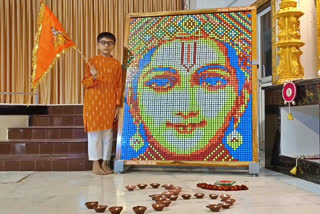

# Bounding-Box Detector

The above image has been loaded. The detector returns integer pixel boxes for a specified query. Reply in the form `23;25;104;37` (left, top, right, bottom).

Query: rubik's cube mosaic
120;10;254;162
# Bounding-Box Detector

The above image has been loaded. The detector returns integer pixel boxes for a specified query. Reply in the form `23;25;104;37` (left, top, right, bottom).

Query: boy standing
82;32;123;175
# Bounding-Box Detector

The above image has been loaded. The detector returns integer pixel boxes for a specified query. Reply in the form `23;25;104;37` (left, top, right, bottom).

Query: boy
82;32;123;175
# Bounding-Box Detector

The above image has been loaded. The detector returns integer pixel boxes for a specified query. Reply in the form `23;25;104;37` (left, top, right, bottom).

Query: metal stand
249;162;260;176
114;160;125;173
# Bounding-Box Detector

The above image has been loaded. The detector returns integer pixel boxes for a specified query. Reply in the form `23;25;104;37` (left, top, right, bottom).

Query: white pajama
87;129;113;161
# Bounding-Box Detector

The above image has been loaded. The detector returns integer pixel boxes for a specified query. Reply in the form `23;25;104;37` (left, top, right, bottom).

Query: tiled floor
1;168;320;214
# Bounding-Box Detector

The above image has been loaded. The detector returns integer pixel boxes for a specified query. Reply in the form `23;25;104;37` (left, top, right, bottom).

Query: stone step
0;154;91;171
47;105;83;115
0;139;88;155
0;105;48;115
0;105;83;115
0;105;92;171
29;114;83;126
8;126;87;140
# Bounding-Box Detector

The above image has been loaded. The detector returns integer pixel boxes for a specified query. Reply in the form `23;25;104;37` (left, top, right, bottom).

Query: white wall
0;116;28;140
299;0;318;79
189;0;256;9
280;105;320;157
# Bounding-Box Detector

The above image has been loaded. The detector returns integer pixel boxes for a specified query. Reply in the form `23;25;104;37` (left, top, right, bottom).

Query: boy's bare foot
92;167;106;175
102;160;113;174
92;160;106;175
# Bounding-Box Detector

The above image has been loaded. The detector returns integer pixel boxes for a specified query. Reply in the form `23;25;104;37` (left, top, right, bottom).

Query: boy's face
97;37;115;56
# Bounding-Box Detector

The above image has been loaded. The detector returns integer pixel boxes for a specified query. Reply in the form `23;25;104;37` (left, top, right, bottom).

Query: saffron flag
32;0;75;89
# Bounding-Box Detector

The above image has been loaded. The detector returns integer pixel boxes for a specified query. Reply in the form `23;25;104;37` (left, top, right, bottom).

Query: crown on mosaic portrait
162;31;203;41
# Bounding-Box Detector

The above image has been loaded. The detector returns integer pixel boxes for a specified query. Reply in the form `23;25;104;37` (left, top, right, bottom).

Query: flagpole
73;46;94;69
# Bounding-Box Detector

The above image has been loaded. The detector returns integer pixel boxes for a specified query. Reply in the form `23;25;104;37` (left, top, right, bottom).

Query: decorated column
274;0;304;84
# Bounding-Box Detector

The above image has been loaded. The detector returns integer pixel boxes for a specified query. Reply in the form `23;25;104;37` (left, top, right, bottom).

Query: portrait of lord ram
120;9;255;162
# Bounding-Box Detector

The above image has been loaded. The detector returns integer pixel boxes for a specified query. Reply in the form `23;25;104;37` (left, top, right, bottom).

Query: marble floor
1;168;320;214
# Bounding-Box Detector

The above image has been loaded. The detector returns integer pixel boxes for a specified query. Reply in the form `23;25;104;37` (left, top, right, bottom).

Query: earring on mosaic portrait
130;123;144;152
226;120;243;151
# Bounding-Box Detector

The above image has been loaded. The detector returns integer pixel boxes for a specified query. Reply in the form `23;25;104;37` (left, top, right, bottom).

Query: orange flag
32;0;75;89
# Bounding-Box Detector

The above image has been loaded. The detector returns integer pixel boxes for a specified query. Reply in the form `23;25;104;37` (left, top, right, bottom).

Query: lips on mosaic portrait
166;120;207;134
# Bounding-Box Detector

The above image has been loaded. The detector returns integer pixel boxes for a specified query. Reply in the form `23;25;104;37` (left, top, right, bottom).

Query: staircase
0;105;92;171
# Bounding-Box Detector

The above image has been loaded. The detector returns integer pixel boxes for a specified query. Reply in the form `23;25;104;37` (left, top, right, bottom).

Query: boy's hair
97;32;116;43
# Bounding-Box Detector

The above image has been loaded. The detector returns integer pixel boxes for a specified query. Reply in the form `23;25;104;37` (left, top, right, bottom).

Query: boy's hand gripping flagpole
74;47;94;70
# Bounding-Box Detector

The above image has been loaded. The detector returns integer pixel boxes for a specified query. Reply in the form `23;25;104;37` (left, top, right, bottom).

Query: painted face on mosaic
136;38;240;155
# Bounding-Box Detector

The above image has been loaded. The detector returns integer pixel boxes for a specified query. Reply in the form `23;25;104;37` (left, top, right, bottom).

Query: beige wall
0;116;28;140
300;0;318;79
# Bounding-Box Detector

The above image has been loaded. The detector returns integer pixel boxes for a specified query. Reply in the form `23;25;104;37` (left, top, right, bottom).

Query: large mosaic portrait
118;7;257;164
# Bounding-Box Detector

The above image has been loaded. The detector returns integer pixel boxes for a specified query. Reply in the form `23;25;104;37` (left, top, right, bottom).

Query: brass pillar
274;0;304;84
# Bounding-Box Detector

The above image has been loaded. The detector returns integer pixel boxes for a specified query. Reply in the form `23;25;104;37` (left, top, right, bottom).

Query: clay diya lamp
209;194;219;199
206;204;222;212
155;196;167;202
181;194;191;200
173;186;182;190
125;185;136;191
162;184;174;190
108;206;123;214
152;203;166;211
170;189;181;195
160;199;171;207
194;193;205;199
85;201;99;209
94;205;108;213
137;184;148;189
132;206;147;214
150;183;161;188
221;202;231;209
149;194;162;201
223;198;236;205
220;194;231;200
168;195;178;201
162;191;173;198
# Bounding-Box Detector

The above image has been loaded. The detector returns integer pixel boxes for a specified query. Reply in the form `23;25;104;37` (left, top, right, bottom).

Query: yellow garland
33;46;74;90
31;1;45;90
